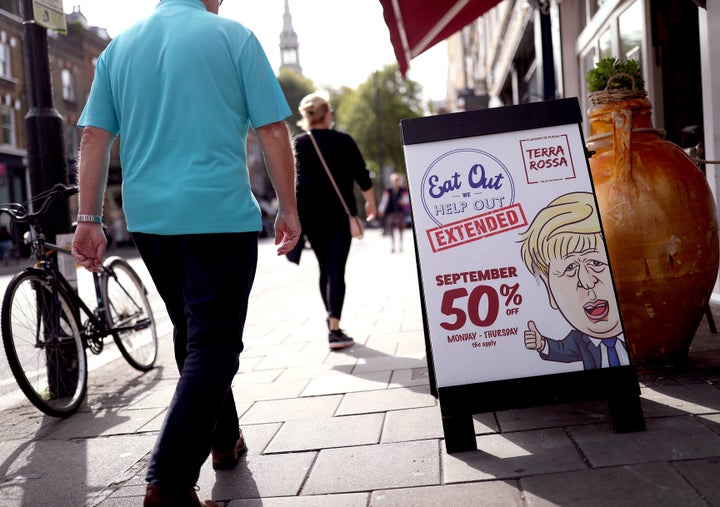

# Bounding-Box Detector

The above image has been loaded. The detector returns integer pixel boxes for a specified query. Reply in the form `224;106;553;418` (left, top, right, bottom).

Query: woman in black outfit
294;92;377;350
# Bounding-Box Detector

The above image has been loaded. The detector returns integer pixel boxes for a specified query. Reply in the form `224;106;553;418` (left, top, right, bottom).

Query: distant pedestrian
293;92;377;350
71;1;300;506
378;172;410;252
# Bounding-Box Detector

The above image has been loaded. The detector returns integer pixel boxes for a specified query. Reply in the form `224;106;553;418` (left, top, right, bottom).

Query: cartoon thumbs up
524;320;544;350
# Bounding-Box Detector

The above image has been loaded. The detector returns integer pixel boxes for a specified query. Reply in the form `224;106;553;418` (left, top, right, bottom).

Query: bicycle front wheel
102;257;158;371
1;269;87;418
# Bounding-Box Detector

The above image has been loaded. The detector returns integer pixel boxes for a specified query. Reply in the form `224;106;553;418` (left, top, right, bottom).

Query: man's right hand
72;223;107;272
274;210;301;256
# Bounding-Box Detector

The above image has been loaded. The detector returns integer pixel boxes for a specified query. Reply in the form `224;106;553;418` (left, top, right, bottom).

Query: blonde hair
297;92;331;131
518;192;603;279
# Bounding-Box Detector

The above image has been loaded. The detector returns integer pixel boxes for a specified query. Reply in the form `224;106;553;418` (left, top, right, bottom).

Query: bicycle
0;183;158;418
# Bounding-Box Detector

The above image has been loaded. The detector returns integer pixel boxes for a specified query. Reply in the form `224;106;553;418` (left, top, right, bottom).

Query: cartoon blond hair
519;192;603;280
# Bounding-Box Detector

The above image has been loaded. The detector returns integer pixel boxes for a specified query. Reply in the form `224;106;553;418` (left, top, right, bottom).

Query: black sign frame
401;98;645;454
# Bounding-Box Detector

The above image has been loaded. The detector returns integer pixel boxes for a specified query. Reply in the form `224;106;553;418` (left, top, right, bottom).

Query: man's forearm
255;121;297;212
77;126;114;216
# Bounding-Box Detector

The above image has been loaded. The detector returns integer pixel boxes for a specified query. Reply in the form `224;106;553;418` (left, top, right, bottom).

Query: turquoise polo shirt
78;0;291;235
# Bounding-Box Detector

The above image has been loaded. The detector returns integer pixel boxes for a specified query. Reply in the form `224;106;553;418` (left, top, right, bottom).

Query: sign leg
607;394;645;433
442;413;477;454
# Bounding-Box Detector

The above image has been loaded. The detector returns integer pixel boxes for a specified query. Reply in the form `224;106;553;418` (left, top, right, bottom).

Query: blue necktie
602;337;621;367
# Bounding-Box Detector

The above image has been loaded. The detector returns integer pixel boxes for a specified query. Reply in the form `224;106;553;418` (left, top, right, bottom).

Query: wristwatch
76;214;103;224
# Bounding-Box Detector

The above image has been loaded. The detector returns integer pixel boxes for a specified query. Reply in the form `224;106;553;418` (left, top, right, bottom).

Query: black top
294;129;373;228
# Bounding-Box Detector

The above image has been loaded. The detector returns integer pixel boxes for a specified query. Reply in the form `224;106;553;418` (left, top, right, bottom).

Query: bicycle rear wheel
1;269;87;418
102;257;158;371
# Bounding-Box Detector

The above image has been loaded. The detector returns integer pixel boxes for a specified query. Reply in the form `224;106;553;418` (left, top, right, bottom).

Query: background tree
335;64;424;187
277;67;315;136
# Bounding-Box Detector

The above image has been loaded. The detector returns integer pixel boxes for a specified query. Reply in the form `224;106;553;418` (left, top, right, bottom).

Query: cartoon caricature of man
518;192;629;369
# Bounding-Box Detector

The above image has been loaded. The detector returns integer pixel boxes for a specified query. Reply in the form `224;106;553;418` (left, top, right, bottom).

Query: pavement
1;228;720;506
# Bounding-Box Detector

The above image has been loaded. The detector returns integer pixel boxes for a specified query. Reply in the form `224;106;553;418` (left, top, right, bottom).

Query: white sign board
403;101;628;389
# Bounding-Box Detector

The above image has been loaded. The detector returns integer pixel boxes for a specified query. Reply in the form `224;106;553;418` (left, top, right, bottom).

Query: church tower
279;0;302;74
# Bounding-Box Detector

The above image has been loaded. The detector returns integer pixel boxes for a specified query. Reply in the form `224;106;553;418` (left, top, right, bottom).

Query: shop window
619;1;643;61
581;0;601;26
599;27;613;59
577;0;648;129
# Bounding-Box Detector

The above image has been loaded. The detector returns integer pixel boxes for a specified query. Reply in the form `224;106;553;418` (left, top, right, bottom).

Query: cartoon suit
536;328;629;369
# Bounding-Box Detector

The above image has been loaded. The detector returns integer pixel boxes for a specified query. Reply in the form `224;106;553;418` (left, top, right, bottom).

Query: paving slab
520;462;707;506
0;405;64;441
45;406;164;439
394;336;429;356
232;376;308;402
699;412;720;436
237;422;282;455
568;415;720;467
388;367;432;388
236;355;266;374
196;451;317;500
252;347;332;371
273;364;354;382
380;405;445;443
301;371;391;397
320;350;360;368
495;399;610;432
639;383;720;415
121;377;174;409
229;492;369;506
302;440;440;495
335;385;436;415
351;353;428;374
98;481;148;506
232;369;285;386
363;333;404;355
672;457;720;505
371;481;525;507
239;395;343;425
241;342;307;362
265;413;384;452
443;428;587;483
0;434;155;507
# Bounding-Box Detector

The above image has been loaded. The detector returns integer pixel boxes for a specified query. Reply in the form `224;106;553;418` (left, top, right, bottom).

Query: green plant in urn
585;57;719;367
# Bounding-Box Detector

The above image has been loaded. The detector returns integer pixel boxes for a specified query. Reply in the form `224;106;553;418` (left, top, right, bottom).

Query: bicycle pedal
134;318;152;331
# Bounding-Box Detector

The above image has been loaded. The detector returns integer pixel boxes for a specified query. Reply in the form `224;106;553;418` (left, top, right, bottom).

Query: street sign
33;0;67;34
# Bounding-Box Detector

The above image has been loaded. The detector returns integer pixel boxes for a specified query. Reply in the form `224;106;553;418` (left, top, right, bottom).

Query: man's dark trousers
132;231;258;489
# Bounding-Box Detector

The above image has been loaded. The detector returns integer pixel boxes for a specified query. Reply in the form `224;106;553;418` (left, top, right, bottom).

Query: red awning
379;0;503;76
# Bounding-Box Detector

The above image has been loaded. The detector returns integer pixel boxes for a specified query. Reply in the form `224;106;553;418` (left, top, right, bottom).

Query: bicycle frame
41;243;150;351
36;242;111;350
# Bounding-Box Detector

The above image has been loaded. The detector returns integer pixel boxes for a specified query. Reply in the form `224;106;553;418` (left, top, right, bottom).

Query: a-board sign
400;98;644;453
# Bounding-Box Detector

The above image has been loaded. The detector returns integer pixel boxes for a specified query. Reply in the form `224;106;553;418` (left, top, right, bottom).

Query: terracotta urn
586;78;719;367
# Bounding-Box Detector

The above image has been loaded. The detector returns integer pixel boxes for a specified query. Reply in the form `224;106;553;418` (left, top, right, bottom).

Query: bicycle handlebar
0;183;78;224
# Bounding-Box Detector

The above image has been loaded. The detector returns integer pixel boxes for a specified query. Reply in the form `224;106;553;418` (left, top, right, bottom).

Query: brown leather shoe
143;484;218;507
211;430;248;470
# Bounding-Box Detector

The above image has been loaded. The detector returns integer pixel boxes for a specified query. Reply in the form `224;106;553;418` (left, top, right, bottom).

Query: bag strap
307;130;352;216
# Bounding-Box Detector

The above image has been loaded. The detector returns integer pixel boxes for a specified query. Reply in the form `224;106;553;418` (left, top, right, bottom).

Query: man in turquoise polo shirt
72;0;301;505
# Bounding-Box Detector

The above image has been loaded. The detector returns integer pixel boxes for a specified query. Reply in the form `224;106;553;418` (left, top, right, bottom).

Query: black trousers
132;231;258;489
303;222;352;320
